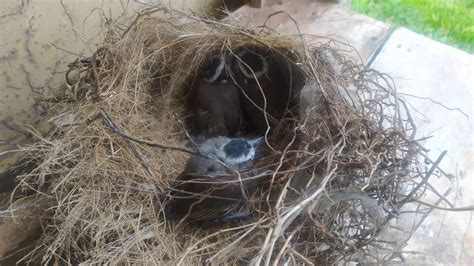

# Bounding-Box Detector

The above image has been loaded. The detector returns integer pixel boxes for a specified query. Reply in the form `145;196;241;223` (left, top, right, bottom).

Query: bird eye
245;143;251;150
211;56;222;65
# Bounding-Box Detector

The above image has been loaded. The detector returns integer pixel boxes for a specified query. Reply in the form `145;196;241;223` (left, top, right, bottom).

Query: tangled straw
10;6;468;265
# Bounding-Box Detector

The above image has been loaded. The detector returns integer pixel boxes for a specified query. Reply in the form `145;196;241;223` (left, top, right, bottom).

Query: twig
173;113;198;148
398;92;469;119
100;108;198;156
396;151;447;209
404;198;474;212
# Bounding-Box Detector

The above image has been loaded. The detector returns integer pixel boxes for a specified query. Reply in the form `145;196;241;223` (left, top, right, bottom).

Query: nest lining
9;6;449;265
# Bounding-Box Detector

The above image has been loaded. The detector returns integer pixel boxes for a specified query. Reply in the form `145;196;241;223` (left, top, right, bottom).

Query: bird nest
10;6;449;265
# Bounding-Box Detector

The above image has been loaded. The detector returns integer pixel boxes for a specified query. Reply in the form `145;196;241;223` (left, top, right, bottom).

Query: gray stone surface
233;0;391;64
370;27;474;265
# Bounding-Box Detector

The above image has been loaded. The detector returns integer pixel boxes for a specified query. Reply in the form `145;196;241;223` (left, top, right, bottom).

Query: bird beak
250;137;264;148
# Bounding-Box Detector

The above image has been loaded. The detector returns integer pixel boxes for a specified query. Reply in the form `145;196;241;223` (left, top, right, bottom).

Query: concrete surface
0;0;224;169
370;28;474;265
233;0;391;64
1;0;141;168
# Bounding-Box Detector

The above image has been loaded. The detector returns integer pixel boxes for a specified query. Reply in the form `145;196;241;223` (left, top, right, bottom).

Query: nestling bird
165;136;263;227
231;49;293;135
189;52;244;137
235;49;269;83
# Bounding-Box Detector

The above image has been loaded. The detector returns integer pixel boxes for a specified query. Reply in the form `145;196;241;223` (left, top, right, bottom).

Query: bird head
218;137;263;167
235;50;269;81
201;54;229;84
195;136;263;169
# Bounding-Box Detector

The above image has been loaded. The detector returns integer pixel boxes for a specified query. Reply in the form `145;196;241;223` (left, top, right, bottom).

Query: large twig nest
9;6;447;265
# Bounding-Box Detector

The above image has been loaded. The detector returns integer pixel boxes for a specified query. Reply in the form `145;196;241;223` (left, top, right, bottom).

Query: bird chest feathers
232;51;295;134
191;80;243;136
189;53;244;137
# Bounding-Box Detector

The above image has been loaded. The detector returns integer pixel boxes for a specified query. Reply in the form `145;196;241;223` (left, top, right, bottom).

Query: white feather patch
203;55;225;83
237;51;269;80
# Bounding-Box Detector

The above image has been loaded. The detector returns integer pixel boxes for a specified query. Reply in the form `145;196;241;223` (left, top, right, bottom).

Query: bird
165;136;263;227
230;49;296;135
188;52;244;137
234;49;269;83
197;136;263;168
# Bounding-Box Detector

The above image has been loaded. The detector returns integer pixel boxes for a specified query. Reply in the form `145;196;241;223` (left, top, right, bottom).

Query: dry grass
9;6;456;265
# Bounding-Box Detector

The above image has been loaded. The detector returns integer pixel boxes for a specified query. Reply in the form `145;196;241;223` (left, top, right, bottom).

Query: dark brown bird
189;53;243;137
231;49;299;135
165;136;262;227
166;173;253;227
